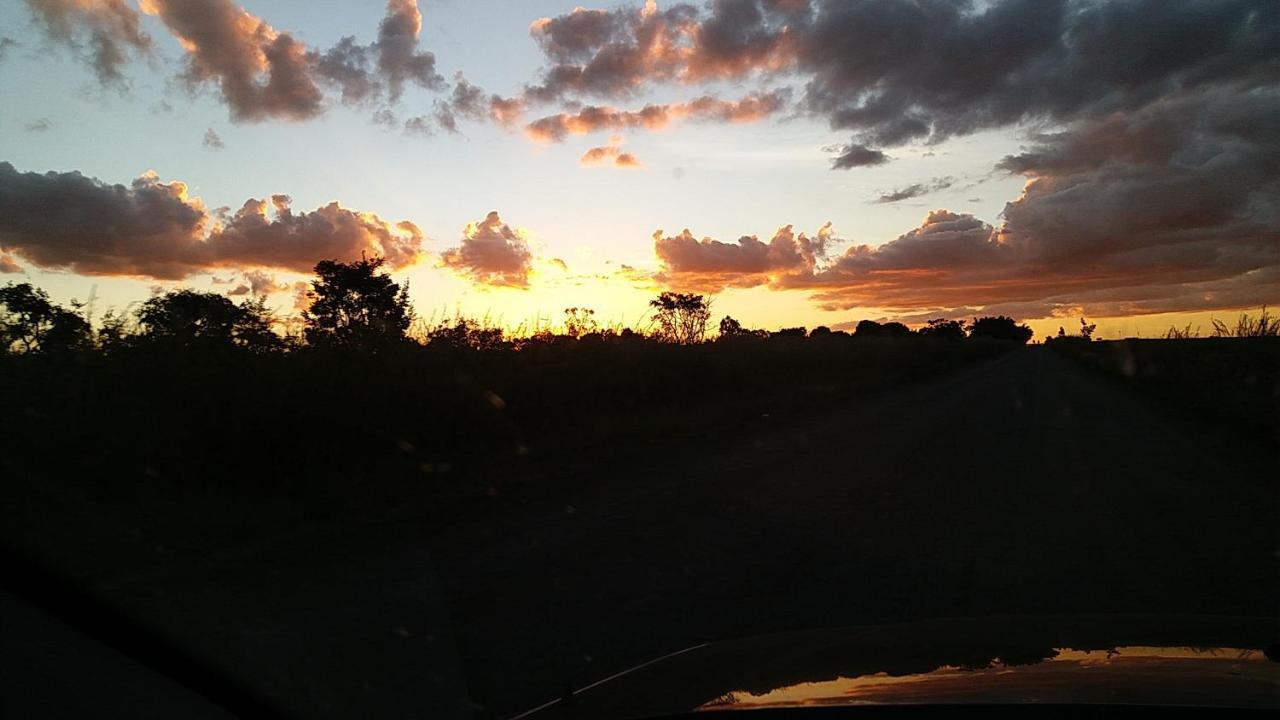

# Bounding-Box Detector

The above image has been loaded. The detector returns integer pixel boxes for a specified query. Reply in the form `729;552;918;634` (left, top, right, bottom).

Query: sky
0;0;1276;339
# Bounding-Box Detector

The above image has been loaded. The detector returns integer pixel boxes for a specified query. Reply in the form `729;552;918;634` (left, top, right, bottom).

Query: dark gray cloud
874;177;955;204
527;1;1277;155
829;142;887;169
0;162;424;279
24;0;151;85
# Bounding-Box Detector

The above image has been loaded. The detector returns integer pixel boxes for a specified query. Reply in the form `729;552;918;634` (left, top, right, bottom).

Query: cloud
25;0;152;84
403;114;434;135
440;211;534;288
374;0;443;100
24;118;53;133
526;1;1276;163
138;0;324;121
432;73;528;132
0;253;22;274
579;136;643;168
202;128;225;149
28;1;443;121
829;142;887;169
776;88;1280;317
0;37;17;64
525;1;797;102
653;222;835;292
0;162;424;279
239;268;283;296
526;90;787;142
873;177;954;204
655;83;1280;318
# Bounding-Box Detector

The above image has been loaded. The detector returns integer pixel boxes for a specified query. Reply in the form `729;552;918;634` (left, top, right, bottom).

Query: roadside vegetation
2;259;1030;575
1046;309;1280;448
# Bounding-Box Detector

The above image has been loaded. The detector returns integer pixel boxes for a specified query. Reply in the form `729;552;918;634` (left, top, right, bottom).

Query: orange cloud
579;137;643;168
526;90;787;142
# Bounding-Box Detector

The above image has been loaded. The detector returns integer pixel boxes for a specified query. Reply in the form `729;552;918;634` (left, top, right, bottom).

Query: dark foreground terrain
3;346;1277;718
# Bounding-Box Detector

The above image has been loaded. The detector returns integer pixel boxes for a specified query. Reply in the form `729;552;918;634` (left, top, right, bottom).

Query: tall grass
1164;307;1278;339
1211;307;1279;338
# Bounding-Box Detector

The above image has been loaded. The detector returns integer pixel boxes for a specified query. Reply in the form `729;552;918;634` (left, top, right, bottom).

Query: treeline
1;258;1036;355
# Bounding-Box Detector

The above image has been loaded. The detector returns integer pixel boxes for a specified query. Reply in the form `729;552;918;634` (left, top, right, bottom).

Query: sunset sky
1;0;1276;338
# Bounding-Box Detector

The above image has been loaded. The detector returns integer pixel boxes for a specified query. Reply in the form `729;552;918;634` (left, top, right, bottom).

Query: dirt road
431;347;1277;716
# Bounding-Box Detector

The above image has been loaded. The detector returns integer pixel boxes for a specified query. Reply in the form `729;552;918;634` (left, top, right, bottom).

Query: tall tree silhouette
304;257;412;347
0;282;91;354
650;292;711;344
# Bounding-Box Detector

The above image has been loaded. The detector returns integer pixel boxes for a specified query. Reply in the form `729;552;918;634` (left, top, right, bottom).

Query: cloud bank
0;162;424;279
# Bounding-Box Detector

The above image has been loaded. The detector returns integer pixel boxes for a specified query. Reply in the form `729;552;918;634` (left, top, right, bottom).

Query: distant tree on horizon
304;257;412;347
969;315;1034;344
854;319;912;338
918;318;967;341
650;292;711;344
718;315;745;337
136;289;280;351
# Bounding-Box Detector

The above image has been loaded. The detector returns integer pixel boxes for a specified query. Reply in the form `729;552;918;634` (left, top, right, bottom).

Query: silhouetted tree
772;327;806;338
882;321;911;337
0;282;91;354
918;318;967;341
968;315;1034;343
304;257;412;347
853;320;883;337
809;326;832;338
854;319;912;338
1080;317;1097;340
136;289;280;350
650;292;711;344
718;315;745;337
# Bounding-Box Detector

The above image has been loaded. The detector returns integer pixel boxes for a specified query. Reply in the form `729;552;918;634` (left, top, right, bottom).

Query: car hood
517;615;1279;719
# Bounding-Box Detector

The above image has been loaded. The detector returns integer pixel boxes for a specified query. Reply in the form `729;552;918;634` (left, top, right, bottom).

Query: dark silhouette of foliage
0;282;91;354
918;318;967;341
304;257;412;347
968;315;1034;344
136;289;280;351
772;327;806;338
563;307;598;339
650;292;711;344
809;326;832;338
854;319;912;338
718;315;745;337
427;318;507;350
1080;317;1097;340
